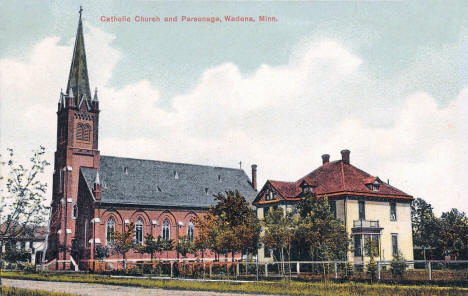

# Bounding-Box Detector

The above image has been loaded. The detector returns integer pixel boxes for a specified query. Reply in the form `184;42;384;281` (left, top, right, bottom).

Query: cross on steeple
239;161;242;169
79;6;83;19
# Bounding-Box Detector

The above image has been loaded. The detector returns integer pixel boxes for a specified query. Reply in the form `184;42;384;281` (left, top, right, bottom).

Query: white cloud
1;26;467;215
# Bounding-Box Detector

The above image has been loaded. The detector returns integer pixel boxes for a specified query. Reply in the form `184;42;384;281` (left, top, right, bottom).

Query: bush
390;251;407;279
22;263;37;273
340;262;354;280
366;258;378;283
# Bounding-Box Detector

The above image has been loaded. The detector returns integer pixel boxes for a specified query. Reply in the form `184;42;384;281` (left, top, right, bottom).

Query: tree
262;207;296;276
200;190;261;262
95;246;109;262
160;238;174;260
296;194;348;260
4;248;31;265
0;147;50;285
390;251;407;280
176;236;195;258
411;198;441;259
135;234;163;274
439;209;468;260
364;237;379;283
193;213;217;259
111;222;135;270
295;194;348;279
137;234;161;263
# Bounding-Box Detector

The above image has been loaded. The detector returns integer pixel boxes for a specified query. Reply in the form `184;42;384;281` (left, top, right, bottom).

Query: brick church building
45;10;257;270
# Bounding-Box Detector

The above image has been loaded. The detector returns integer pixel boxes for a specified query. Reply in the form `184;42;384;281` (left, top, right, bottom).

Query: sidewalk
3;278;274;296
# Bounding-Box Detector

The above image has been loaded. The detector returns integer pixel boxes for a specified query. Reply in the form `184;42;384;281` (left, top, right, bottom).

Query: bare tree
0;146;50;285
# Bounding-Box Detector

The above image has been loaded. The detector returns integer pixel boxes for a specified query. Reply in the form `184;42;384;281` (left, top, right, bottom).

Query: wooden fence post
335;262;338;279
265;263;268;277
377;261;381;280
297;262;300;275
236;262;239;276
209;263;212;278
170;262;173;278
428;262;432;281
203;260;206;278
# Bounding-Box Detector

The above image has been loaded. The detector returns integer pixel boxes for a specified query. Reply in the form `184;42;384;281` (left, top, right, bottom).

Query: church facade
45;12;257;271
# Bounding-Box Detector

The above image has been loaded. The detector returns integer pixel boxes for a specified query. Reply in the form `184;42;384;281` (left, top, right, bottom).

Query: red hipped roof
262;160;412;202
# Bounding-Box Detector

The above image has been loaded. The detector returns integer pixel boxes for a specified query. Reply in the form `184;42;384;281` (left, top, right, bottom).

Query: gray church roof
81;155;257;208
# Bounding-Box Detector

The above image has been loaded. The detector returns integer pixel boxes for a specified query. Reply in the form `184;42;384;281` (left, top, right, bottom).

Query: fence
55;259;468;283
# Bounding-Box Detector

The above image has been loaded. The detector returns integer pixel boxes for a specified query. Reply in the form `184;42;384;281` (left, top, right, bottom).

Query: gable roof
269;180;300;198
255;159;412;204
81;155;257;208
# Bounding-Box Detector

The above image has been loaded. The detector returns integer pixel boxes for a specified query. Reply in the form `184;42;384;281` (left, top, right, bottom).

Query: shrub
366;258;378;283
390;251;407;279
22;263;37;273
340;262;354;280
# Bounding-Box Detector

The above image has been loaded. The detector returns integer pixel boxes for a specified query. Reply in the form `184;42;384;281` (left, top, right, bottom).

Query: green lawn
2;272;468;296
0;286;74;296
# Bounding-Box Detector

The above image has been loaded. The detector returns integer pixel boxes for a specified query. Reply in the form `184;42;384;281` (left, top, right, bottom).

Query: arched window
106;217;115;245
76;123;91;142
162;219;170;241
72;204;78;220
187;221;194;242
135;218;143;244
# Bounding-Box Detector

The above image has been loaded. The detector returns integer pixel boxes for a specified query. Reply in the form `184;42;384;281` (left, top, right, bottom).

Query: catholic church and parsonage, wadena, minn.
45;11;414;270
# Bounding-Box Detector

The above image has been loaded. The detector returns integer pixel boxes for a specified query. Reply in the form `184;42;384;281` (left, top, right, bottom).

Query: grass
0;286;74;296
2;272;468;296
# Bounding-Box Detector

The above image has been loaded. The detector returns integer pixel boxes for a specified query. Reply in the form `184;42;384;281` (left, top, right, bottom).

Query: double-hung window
390;202;397;221
358;201;365;220
392;233;398;256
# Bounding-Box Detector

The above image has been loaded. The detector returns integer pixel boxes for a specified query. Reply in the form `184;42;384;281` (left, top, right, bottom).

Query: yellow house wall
346;199;414;262
256;198;414;263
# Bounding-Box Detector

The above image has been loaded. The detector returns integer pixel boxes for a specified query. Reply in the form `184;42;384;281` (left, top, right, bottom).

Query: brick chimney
251;164;257;191
93;171;101;200
341;149;350;164
321;154;330;164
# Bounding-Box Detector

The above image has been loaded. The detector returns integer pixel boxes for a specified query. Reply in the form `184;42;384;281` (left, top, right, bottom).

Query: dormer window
365;178;381;191
218;175;222;182
370;182;380;191
302;186;313;194
124;167;128;174
174;171;179;179
205;187;209;195
300;180;316;194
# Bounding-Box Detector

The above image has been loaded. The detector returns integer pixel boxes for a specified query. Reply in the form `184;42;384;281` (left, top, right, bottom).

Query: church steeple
66;6;91;107
48;6;101;267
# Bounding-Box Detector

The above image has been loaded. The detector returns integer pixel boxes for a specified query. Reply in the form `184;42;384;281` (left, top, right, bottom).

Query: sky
1;0;468;215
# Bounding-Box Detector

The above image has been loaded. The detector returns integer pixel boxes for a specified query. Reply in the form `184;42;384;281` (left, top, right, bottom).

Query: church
45;10;257;271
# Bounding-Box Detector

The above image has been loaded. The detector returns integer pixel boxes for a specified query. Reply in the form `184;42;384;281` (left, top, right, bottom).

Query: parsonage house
45;11;257;271
253;150;414;263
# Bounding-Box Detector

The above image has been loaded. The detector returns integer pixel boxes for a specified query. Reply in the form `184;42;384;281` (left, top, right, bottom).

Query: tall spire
66;6;91;106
